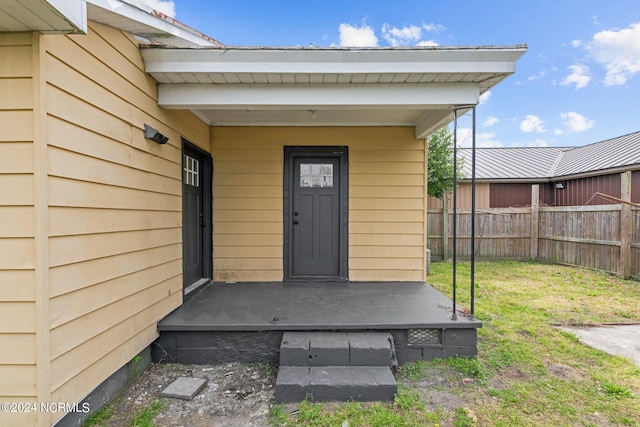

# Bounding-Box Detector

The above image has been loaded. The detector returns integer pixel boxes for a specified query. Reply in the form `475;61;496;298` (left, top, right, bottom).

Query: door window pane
300;163;333;188
183;154;200;187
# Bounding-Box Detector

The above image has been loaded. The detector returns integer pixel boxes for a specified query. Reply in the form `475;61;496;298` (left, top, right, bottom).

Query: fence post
530;184;539;260
442;191;449;260
620;171;632;279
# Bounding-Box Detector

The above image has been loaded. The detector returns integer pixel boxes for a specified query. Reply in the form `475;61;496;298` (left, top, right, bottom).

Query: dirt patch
96;360;485;426
102;363;276;427
546;362;584;381
402;365;478;413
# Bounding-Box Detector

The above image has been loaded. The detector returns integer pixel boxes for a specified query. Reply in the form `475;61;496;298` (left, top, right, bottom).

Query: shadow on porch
152;281;480;366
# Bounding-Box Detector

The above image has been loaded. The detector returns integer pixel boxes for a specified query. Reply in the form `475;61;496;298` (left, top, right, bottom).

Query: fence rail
427;204;640;279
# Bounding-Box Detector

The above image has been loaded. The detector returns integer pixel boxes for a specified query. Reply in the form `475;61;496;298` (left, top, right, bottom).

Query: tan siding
0;78;32;109
41;21;209;410
0;334;36;364
50;244;181;297
0;111;33;141
0;271;35;301
48;176;181;211
48;146;181;195
0;32;37;416
50;321;160;405
0;302;35;333
50;260;181;328
0;46;33;77
50;278;180;379
211;126;426;282
0;206;35;237
49;207;181;237
0;365;37;396
0;142;33;172
49;228;181;269
0;175;35;205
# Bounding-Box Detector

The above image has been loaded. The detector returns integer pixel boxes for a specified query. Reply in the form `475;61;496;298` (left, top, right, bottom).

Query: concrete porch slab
158;281;480;331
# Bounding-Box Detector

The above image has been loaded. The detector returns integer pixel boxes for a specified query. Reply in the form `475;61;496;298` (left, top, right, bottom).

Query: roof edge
87;0;222;47
141;43;527;52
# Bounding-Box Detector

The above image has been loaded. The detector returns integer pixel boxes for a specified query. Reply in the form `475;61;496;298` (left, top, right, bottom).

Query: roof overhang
142;45;527;138
0;0;219;46
86;0;220;47
0;0;87;33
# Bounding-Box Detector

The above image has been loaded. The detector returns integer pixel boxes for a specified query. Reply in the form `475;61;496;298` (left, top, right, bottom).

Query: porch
152;281;481;366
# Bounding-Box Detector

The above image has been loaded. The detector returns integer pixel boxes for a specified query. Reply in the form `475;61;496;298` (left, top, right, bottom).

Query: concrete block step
280;332;394;366
275;366;397;403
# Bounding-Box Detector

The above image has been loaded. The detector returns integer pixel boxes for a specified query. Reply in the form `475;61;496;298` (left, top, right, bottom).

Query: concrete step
280;331;395;366
275;366;397;403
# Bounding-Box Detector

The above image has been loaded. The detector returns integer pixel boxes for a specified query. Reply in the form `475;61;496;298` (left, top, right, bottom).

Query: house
0;0;525;425
428;130;640;209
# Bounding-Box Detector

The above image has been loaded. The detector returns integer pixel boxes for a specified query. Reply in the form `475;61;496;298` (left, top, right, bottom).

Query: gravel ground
97;361;476;427
102;362;278;427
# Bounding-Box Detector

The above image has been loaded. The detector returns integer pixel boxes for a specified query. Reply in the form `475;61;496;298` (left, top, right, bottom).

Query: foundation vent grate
407;329;442;346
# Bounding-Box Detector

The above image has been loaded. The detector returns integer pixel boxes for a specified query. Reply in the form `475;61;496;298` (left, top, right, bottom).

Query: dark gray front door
284;147;348;280
182;142;212;290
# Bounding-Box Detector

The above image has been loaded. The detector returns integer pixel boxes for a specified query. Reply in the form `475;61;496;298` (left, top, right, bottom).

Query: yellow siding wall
42;21;209;418
0;32;38;427
211;127;426;282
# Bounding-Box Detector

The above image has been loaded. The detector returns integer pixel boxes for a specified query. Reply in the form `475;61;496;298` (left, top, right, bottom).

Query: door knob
293;220;299;225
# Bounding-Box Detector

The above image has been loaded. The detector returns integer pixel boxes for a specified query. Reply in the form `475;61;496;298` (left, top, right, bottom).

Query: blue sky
145;0;640;148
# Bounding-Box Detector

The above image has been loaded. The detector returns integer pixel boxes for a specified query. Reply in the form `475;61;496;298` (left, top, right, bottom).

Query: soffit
142;45;527;138
0;0;85;33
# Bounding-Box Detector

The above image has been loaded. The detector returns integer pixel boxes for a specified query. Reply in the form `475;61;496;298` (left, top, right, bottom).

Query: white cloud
382;23;422;46
561;64;591;89
455;128;502;147
520;115;545;133
587;22;640;85
475;132;501;147
417;40;439;47
381;23;441;46
527;69;548;82
338;23;379;47
559;112;594;132
571;40;582;48
139;0;175;17
479;90;491;104
484;116;499;127
422;23;446;33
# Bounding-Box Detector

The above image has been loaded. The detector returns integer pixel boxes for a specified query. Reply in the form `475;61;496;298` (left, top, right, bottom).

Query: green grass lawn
272;261;640;426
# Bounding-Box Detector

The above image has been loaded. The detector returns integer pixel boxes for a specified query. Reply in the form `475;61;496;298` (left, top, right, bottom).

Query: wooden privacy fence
427;205;640;279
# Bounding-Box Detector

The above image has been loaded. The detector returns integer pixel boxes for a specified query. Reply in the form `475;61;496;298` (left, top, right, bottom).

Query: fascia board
157;83;480;109
142;46;526;75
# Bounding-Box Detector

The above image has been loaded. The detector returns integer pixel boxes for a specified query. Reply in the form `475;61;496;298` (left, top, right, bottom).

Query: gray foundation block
161;377;207;400
280;332;311;365
349;332;393;366
309;332;350;366
275;366;397;403
281;331;394;366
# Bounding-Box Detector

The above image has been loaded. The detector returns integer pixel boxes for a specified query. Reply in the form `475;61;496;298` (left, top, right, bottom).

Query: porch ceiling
141;45;527;138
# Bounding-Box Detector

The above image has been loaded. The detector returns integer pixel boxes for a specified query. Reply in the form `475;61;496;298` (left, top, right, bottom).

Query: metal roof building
460;130;640;182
